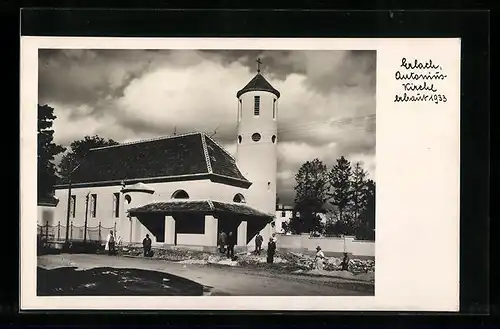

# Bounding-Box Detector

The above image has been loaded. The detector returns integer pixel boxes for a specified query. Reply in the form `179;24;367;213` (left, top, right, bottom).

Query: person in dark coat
226;231;236;258
218;231;227;254
267;237;277;264
142;234;152;257
341;252;349;271
254;232;263;255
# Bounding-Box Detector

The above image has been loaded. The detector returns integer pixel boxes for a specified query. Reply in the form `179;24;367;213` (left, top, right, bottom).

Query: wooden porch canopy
127;200;273;221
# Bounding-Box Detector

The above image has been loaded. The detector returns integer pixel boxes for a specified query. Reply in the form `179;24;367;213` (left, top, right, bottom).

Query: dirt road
38;253;373;296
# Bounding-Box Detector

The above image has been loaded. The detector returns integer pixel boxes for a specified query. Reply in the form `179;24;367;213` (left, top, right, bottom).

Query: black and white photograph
35;48;376;297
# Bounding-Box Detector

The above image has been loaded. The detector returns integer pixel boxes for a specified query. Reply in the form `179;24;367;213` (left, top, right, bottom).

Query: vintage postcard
20;37;460;311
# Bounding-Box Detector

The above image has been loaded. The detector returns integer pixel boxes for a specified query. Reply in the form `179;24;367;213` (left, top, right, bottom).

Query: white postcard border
20;37;460;311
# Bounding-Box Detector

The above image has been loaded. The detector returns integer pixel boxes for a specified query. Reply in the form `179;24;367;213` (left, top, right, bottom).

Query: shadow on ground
37;267;208;296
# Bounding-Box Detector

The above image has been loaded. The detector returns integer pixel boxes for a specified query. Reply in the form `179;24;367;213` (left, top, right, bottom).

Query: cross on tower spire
256;57;262;73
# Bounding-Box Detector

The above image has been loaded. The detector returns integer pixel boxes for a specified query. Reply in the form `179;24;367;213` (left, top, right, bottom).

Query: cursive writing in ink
401;81;438;92
400;58;441;70
394;57;448;105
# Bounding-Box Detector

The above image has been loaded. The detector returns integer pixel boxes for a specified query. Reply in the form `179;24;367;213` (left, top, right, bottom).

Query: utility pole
83;192;90;243
209;125;219;138
64;178;72;246
64;163;82;248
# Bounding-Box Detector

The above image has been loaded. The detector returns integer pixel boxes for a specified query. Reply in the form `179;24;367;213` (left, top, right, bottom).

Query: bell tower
236;58;280;216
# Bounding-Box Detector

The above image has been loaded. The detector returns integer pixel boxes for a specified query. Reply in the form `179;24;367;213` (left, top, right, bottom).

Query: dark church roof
55;132;250;188
128;200;273;219
236;73;280;99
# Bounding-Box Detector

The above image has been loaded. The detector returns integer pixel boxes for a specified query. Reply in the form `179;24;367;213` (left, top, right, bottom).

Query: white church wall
236;90;277;250
236;90;278;217
54;185;121;228
54;177;250;244
145;179;249;205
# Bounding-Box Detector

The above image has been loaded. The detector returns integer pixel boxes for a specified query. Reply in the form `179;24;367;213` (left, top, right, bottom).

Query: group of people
218;230;278;263
110;229;349;271
314;246;350;271
217;231;237;259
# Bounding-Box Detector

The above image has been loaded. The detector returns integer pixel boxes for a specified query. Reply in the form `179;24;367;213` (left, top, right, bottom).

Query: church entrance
217;216;241;245
135;214;166;243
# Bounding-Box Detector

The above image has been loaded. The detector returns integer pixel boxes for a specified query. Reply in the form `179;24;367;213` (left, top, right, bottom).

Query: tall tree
58;135;119;179
290;158;329;234
355;179;376;240
327;156;353;230
38;104;65;201
323;207;341;236
350;162;370;222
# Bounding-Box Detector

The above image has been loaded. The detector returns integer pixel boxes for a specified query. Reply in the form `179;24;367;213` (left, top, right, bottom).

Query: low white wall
275;233;375;257
177;234;206;245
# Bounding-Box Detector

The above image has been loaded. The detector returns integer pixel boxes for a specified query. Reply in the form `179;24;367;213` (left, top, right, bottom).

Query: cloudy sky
39;49;376;205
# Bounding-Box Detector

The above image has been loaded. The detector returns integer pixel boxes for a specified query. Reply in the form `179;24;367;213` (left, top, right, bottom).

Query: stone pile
348;259;375;274
119;246;209;262
118;245;375;274
236;252;287;264
323;257;343;271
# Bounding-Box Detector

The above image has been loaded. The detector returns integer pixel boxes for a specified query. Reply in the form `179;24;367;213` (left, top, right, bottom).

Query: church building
51;64;281;251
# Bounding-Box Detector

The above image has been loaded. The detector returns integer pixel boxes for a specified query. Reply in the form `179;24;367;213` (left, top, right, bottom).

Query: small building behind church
49;67;282;252
275;204;294;233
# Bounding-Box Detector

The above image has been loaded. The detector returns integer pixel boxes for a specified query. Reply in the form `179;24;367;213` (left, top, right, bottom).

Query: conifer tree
327;156;353;233
290;158;329;234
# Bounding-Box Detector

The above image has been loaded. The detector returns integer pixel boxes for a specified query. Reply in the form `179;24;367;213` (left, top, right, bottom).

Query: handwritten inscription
394;58;448;104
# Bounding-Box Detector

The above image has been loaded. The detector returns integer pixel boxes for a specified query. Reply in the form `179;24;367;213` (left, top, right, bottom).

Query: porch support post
237;220;247;247
261;221;272;246
164;215;175;245
204;215;218;246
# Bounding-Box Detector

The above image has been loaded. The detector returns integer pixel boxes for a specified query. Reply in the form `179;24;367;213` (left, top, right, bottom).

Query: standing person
142;234;152;257
226;231;236;259
267;237;276;264
341;252;350;271
218;231;227;254
314;246;326;271
254;232;263;255
105;230;116;256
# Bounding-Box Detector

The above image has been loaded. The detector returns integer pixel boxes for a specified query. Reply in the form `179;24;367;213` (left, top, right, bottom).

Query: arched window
171;189;189;199
238;135;242;144
271;135;276;143
252;133;261;142
233;193;246;203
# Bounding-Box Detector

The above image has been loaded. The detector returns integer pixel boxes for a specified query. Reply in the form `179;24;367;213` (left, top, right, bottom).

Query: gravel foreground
118;246;375;283
38;254;374;296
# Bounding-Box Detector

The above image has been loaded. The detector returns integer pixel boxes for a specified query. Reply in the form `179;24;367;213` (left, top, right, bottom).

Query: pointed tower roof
237;58;280;99
236;73;281;99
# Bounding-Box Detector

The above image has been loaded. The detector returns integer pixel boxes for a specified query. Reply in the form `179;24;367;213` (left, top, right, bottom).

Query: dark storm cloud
39;49;155;111
200;49;305;80
202;49;377;94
